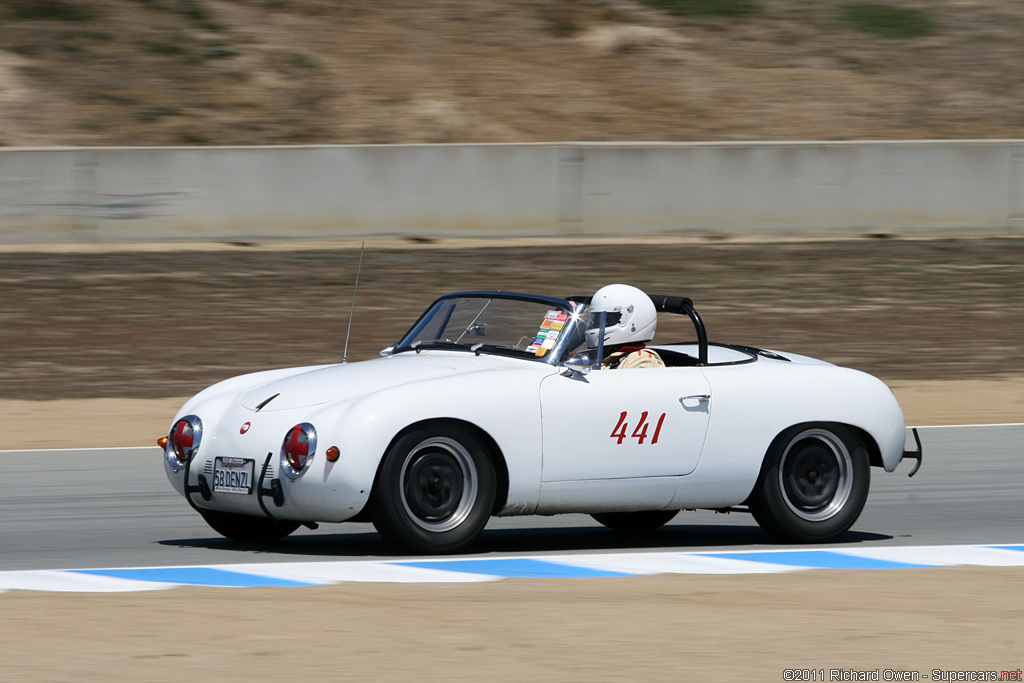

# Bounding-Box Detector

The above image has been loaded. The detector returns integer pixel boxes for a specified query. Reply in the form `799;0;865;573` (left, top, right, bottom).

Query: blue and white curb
2;544;1023;593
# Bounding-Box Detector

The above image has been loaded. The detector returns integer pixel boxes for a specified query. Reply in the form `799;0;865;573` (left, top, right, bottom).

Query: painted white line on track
224;561;501;585
911;423;1024;429
0;570;177;593
0;446;160;455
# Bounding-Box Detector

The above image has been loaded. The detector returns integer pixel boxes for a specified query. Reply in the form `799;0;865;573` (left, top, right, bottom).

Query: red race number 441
610;411;666;445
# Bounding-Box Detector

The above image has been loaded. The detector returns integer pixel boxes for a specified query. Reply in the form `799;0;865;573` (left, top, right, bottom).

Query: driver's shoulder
616;347;665;370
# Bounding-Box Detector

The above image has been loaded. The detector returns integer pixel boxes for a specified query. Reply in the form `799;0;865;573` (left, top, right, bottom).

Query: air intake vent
255;393;280;412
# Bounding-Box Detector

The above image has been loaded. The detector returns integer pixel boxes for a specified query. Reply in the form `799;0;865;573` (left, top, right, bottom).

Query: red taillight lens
171;419;195;461
165;415;202;472
281;423;317;478
284;427;308;469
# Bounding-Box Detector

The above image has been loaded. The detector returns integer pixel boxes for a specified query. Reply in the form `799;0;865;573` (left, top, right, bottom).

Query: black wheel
749;424;870;543
199;509;301;543
591;510;679;532
371;424;497;554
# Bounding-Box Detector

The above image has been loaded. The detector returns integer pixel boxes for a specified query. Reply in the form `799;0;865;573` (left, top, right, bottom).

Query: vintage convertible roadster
162;288;921;553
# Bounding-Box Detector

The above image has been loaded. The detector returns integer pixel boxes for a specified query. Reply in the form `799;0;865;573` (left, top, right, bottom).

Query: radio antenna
342;241;365;364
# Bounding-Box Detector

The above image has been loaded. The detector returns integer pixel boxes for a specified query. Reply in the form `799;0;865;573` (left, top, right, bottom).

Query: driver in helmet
586;284;665;370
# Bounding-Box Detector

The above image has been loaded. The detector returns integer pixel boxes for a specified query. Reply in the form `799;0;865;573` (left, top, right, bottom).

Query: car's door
539;366;712;482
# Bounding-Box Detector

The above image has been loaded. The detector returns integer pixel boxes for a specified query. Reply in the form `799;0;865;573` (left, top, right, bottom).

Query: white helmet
585;284;658;349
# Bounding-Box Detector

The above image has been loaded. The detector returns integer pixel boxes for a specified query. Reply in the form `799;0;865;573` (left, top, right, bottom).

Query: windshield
395;294;586;362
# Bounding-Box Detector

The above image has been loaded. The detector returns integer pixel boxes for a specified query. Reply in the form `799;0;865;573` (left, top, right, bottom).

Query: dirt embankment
2;0;1023;147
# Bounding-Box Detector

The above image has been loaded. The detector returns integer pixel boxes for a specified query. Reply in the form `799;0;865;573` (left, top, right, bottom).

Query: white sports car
161;290;922;553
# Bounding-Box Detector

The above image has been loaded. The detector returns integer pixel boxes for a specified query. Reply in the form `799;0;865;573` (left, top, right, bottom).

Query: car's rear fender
668;362;906;509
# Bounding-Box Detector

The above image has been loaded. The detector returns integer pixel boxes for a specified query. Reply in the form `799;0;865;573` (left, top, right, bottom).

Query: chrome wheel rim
400;437;478;533
778;428;852;522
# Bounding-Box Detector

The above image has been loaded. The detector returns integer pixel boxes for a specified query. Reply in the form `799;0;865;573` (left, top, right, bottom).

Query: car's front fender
305;360;558;518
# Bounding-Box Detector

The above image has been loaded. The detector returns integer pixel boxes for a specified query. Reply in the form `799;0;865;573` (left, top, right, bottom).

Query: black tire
591;510;679;532
749;423;870;543
371;424;497;554
199;509;301;543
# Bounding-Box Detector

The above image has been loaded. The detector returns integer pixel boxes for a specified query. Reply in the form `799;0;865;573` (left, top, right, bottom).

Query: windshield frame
391;291;585;364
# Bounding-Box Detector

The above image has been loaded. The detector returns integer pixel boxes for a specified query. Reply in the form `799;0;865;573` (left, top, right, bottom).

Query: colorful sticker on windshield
529;310;568;357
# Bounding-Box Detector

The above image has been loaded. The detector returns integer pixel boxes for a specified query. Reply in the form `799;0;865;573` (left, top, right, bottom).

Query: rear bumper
166;448;368;523
900;427;923;477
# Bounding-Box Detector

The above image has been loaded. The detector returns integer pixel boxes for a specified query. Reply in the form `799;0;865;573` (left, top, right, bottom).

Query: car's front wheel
591;510;679;532
749;424;870;543
371;424;497;554
199;509;301;543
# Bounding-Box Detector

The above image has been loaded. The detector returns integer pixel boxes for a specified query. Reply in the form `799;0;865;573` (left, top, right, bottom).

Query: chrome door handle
679;394;710;408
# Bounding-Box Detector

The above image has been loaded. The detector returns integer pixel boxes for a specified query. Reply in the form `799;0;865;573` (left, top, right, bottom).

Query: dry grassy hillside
1;0;1023;146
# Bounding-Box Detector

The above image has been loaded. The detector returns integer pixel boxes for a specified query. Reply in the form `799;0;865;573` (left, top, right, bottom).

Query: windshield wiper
397;340;473;354
394;340;540;359
471;343;536;358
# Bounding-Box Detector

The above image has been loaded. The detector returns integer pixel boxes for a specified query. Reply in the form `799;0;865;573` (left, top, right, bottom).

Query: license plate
213;457;254;495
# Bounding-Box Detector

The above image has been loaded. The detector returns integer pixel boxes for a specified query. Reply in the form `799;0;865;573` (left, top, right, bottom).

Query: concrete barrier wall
1;141;1022;244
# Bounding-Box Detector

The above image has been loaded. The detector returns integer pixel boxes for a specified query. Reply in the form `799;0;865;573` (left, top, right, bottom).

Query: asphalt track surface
1;425;1020;573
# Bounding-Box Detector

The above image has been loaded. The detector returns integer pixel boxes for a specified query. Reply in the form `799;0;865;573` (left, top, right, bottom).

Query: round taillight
165;415;202;472
171;420;194;460
281;423;317;479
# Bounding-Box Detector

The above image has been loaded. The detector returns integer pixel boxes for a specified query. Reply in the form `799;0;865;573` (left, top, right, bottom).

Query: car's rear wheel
371;424;497;554
591;510;679;532
749;424;870;543
199;509;301;543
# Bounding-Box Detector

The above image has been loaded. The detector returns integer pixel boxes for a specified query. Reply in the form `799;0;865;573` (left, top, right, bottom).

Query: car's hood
238;356;458;411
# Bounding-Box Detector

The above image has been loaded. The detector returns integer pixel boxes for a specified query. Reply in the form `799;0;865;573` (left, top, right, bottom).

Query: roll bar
648;295;709;366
